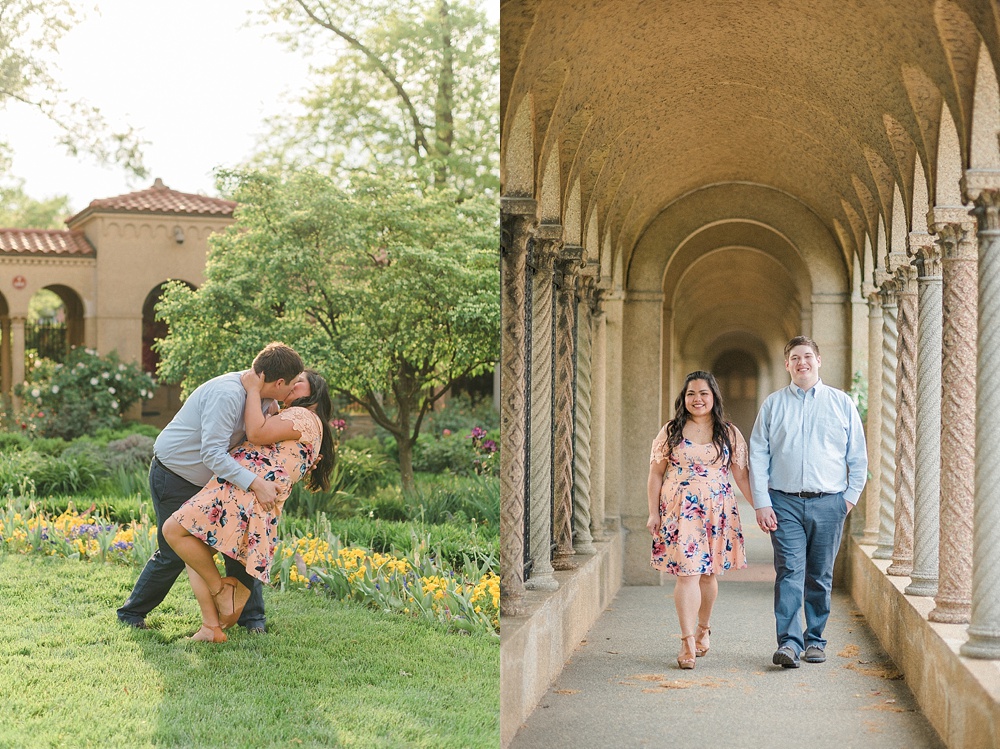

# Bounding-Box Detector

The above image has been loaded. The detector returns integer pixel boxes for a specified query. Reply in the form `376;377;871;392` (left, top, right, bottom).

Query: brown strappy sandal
677;634;696;670
696;622;711;657
213;576;251;629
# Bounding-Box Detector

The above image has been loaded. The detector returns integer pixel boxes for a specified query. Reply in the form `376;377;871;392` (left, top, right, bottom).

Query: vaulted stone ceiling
501;0;1000;286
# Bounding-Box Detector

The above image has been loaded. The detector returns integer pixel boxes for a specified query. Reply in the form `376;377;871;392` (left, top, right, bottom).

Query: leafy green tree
0;0;146;177
0;180;71;229
155;168;499;494
254;0;497;196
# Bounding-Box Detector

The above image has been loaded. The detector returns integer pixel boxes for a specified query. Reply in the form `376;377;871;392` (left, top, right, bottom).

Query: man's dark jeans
116;460;265;629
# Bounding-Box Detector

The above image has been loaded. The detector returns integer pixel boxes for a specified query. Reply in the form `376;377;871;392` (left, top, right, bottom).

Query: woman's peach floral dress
649;425;748;576
172;406;322;583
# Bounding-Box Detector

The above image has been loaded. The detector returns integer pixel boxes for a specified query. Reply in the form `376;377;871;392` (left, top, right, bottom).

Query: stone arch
969;41;1000;170
936;100;966;207
933;0;980;166
501;92;535;197
710;345;763;440
538;145;562;224
564;177;582;247
26;284;85;364
912;150;932;228
141;280;195;426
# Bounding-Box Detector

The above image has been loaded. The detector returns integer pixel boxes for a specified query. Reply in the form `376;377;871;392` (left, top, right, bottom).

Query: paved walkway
510;524;945;749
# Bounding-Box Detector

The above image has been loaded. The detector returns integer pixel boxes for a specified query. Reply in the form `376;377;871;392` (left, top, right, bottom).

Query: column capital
960;169;1000;206
500;196;538;216
556;244;585;282
908;232;942;279
894;262;918;294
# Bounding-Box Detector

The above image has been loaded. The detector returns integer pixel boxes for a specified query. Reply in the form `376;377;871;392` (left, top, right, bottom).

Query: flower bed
0;500;498;634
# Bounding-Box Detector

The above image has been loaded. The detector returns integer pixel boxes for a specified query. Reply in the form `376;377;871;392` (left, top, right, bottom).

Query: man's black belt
774;489;833;499
152;455;192;484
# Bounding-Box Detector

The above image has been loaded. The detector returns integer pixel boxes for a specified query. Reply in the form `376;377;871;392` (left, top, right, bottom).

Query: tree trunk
433;0;455;187
397;434;416;496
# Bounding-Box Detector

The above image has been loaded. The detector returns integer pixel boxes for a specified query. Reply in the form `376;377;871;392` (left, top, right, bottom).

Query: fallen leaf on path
846;661;902;680
838;644;861;658
554;689;580;695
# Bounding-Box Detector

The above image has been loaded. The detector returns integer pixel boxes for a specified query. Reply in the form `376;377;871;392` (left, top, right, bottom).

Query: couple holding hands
117;342;334;642
646;336;868;669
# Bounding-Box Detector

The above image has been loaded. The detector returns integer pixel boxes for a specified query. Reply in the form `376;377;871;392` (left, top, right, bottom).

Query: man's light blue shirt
152;371;265;491
749;379;867;509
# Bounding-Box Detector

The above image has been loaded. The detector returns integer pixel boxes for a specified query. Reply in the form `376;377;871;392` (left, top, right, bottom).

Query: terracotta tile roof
67;178;236;225
0;228;94;256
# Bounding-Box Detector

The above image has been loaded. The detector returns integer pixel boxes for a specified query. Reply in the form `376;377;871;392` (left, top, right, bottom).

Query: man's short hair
252;342;303;384
784;336;820;359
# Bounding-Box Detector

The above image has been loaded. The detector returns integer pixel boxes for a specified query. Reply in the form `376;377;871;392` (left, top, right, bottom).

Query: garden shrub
0;451;38;497
13;347;156;440
28;453;106;496
337;444;397;495
0;432;33;453
411;432;473;475
357;484;411;522
413;474;500;530
104;434;155;473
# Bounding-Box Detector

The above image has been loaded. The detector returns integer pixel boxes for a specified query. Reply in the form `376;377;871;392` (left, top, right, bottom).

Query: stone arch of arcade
500;1;1000;746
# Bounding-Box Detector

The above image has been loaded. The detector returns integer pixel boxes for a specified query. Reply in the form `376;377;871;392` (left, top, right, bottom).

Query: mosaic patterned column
904;234;941;596
588;287;608;542
961;177;1000;658
873;276;898;560
499;197;536;617
862;285;883;546
573;269;597;555
888;263;917;577
552;248;583;570
930;217;977;623
524;228;560;591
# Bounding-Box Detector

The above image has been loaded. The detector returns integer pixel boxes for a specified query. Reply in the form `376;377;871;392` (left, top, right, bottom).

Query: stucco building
0;179;235;425
500;1;1000;746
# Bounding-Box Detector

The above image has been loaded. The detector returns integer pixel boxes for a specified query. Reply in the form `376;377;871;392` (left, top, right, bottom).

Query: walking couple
117;342;334;642
646;336;868;669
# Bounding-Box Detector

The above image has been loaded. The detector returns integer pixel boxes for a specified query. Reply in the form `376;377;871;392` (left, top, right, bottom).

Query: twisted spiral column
588;290;608;541
904;235;941;596
525;232;560;591
573;271;596;555
930;218;977;623
961;179;1000;658
873;279;899;559
888;264;917;577
499;198;536;617
552;252;582;571
862;286;883;546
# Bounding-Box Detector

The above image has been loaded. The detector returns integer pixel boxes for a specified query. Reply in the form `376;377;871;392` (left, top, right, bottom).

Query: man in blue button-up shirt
749;336;867;669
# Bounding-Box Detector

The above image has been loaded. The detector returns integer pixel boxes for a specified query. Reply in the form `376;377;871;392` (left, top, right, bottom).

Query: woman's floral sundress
649;424;748;576
172;406;322;584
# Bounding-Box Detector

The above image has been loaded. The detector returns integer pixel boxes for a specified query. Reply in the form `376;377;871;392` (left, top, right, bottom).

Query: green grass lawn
0;554;498;748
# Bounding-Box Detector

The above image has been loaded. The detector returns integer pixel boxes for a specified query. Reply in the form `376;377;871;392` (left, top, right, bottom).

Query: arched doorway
25;285;85;368
141;281;193;427
712;349;759;439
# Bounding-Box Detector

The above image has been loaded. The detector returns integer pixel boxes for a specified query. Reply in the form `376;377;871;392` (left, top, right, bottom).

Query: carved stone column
0;316;11;399
589;286;608;542
573;268;597;555
499;197;536;617
862;285;883;546
904;232;941;596
873;275;899;560
10;316;26;392
552;247;583;570
888;262;917;577
961;175;1000;658
524;227;560;591
929;216;977;623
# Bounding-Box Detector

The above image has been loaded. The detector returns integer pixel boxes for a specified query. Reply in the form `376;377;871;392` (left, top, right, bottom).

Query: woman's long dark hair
664;370;732;465
289;369;334;491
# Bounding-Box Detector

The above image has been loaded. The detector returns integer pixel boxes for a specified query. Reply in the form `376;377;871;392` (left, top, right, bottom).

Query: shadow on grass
0;554;498;748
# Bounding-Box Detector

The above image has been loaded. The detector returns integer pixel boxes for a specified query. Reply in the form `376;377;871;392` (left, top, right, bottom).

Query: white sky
5;0;499;216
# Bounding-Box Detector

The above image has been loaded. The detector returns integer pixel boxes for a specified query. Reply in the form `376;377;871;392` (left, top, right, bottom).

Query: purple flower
469;426;487;439
483;439;497;453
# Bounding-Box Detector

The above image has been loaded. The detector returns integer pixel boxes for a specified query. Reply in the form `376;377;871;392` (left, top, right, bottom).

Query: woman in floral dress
647;370;750;669
163;369;333;642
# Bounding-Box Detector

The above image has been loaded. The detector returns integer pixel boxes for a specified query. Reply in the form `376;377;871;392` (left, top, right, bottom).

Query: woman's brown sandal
695;622;711;657
213;576;251;629
677;634;696;670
